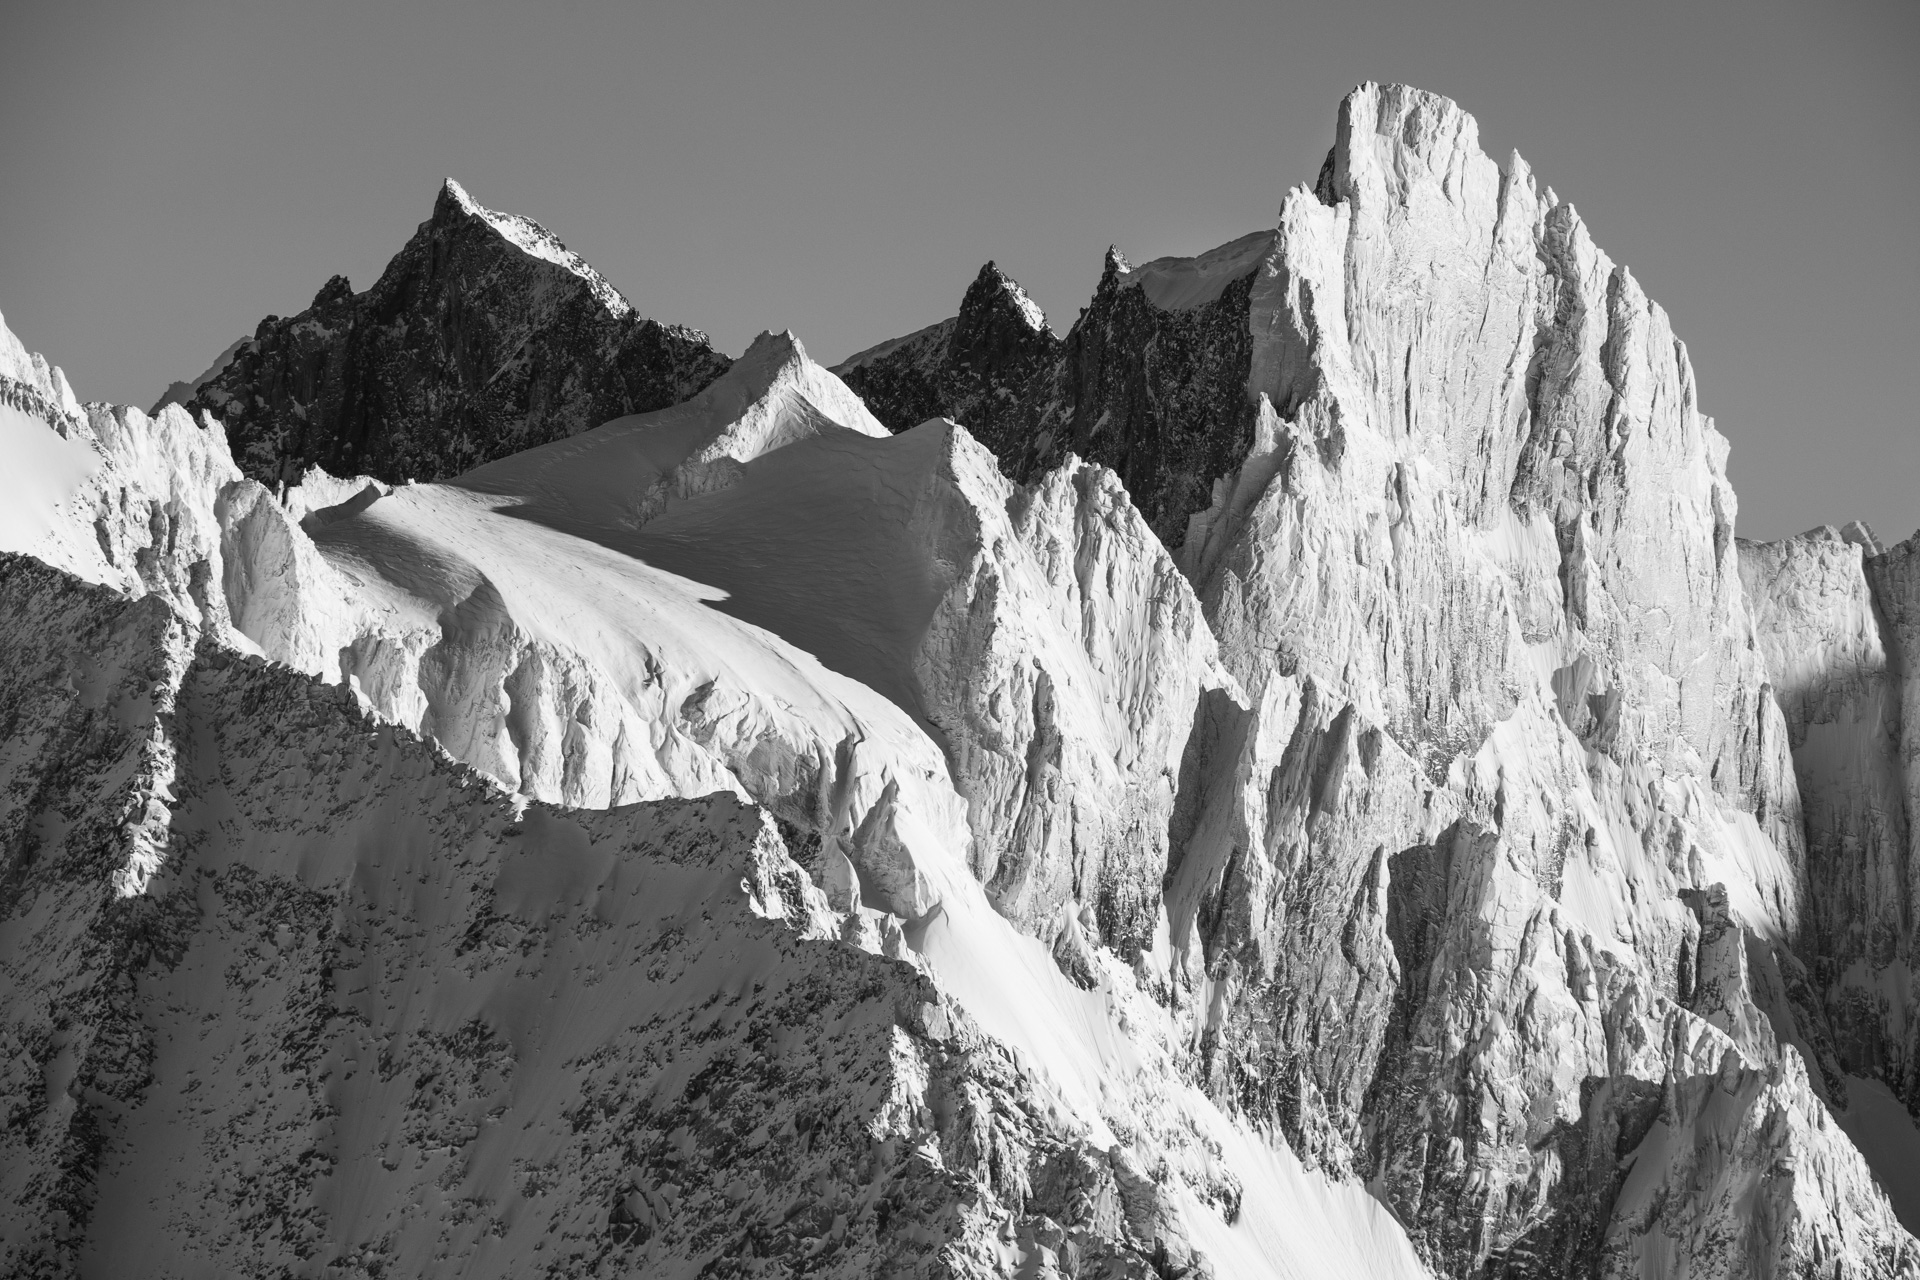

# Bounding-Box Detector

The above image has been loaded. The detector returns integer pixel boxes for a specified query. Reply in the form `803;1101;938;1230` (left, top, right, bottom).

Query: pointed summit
429;177;632;318
0;308;83;426
959;262;1049;337
458;327;884;523
1321;82;1489;210
833;261;1062;450
437;174;478;212
177;180;729;486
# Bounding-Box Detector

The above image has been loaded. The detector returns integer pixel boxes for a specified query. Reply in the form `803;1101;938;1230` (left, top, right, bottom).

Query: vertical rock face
175;179;731;487
1742;526;1920;1122
837;80;1917;1278
1160;84;1882;1277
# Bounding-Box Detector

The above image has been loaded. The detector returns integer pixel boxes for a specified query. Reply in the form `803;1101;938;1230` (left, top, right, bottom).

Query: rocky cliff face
835;239;1267;549
5;79;1919;1280
172;179;730;489
1741;526;1920;1128
837;81;1920;1277
834;262;1061;452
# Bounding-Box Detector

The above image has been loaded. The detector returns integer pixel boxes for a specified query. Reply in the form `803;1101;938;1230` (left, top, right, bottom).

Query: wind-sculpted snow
588;402;1231;953
171;178;730;488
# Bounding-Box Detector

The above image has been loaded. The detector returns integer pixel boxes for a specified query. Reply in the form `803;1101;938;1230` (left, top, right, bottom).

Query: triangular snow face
456;328;887;524
171;178;731;487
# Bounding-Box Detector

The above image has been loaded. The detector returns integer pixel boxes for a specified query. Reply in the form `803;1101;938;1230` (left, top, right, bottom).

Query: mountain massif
3;82;1918;1279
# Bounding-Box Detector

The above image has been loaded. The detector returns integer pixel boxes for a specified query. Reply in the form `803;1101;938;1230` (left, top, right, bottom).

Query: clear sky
2;0;1913;542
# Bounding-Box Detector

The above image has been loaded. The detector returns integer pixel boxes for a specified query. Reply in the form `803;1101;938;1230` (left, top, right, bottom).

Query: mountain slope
837;81;1920;1278
0;321;1431;1280
172;179;731;488
6;78;1920;1280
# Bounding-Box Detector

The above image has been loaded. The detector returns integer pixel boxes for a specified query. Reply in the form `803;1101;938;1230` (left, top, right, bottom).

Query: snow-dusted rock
1741;527;1914;1085
0;558;1071;1276
175;178;730;487
834;260;1062;458
618;411;1231;950
840;80;1917;1277
835;243;1266;548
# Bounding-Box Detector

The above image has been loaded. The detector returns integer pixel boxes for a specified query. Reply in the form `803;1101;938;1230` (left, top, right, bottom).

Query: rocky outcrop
1167;83;1896;1277
835;240;1268;548
834;262;1061;450
173;179;730;488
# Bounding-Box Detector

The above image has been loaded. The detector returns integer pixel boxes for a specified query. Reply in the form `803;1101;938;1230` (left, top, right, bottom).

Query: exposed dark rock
836;244;1264;549
176;179;731;487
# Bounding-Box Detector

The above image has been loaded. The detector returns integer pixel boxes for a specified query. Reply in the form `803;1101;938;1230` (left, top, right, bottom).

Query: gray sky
3;0;1914;542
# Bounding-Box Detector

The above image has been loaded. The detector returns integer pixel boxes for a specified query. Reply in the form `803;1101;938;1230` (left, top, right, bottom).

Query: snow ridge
439;176;635;319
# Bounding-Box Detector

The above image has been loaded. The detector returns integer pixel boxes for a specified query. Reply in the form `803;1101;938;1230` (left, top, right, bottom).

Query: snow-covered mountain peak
964;261;1050;335
10;78;1920;1280
1321;81;1490;208
456;325;885;524
1124;229;1278;313
0;309;83;424
173;181;730;487
433;176;632;319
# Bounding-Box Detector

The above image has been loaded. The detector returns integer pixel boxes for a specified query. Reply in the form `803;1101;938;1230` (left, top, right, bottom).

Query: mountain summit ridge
172;177;731;489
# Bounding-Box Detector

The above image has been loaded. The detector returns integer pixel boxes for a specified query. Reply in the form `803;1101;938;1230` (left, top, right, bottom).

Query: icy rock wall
835;81;1918;1275
902;424;1232;954
1742;526;1920;1111
1167;82;1868;1275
